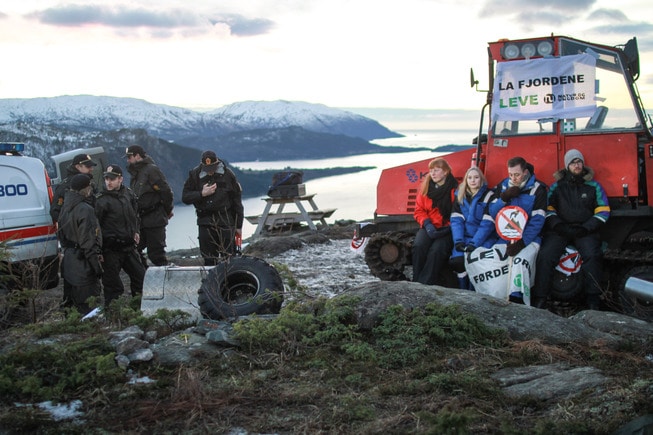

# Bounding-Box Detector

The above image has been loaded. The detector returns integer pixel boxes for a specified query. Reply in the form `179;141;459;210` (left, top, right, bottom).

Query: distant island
433;144;475;152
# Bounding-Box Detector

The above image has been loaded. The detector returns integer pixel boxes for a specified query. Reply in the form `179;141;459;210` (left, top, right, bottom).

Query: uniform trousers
138;226;168;267
102;247;146;306
198;224;235;266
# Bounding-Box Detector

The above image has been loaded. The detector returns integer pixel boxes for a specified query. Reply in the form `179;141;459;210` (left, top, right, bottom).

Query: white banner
465;242;540;305
492;53;597;122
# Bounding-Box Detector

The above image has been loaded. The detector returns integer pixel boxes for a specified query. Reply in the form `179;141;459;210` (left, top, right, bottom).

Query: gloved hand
455;242;466;252
431;226;452;240
424;220;437;239
500;186;521;202
554;223;576;240
90;258;104;278
463;244;476;253
572;225;589;238
505;239;526;256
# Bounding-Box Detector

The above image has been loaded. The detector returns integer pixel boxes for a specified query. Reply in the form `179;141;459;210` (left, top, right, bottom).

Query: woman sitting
412;158;458;285
449;166;498;290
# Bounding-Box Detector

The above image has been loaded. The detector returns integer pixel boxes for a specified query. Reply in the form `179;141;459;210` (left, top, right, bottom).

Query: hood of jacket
62;189;89;209
553;166;595;182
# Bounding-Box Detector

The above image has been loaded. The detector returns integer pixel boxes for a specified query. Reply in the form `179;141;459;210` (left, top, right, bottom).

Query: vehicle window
493;119;555;136
560;38;641;133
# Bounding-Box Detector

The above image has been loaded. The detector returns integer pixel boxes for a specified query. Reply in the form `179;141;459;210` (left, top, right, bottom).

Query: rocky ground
170;220;375;299
1;221;652;433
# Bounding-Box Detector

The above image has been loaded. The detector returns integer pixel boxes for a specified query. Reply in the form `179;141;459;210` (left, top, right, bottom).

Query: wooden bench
246;194;337;236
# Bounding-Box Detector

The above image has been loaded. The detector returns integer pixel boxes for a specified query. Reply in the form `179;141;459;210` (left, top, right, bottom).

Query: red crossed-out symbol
495;205;528;241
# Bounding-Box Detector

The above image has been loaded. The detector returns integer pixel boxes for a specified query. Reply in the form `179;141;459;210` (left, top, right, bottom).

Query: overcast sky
1;0;652;111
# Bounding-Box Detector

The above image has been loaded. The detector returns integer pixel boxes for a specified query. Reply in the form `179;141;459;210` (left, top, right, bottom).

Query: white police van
0;143;106;291
0;143;60;290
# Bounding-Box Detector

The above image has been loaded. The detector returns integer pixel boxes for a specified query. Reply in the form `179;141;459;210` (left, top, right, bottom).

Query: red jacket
413;189;455;228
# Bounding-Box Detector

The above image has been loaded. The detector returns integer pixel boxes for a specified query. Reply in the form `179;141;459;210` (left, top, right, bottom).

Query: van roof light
0;143;25;152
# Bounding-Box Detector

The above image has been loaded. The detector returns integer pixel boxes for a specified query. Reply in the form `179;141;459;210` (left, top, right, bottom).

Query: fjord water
166;129;476;250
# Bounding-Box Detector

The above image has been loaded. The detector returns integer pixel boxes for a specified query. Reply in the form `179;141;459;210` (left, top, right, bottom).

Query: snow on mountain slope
211;100;363;128
0;95;202;130
210;100;400;140
0;96;399;141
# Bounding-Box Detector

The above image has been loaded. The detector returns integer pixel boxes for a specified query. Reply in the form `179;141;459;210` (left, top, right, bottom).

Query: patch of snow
274;239;379;298
15;400;85;422
37;400;85;421
127;375;156;385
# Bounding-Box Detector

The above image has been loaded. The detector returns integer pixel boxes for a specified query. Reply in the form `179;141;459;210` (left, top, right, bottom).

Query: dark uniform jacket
57;190;103;286
127;156;174;228
545;166;610;233
181;162;244;228
50;166;97;223
95;185;140;250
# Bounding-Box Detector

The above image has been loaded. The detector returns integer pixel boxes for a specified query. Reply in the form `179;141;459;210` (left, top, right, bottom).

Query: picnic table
246;194;336;236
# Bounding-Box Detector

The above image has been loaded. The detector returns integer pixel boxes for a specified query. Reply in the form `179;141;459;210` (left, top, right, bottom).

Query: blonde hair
420;158;452;195
456;166;487;204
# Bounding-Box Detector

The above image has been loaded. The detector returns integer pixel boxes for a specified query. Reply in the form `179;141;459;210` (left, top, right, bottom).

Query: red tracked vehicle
358;35;653;318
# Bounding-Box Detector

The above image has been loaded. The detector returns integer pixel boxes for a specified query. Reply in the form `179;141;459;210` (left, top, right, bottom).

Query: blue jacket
450;184;497;256
489;171;547;246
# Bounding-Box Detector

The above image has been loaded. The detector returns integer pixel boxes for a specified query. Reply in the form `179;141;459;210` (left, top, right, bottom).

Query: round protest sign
495;205;528;241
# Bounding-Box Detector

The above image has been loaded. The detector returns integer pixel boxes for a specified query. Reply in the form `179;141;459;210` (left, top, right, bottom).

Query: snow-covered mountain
0;96;413;202
208;100;399;140
0;96;400;142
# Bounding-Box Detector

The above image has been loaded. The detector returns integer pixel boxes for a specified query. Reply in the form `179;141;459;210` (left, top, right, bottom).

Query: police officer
125;145;174;267
182;150;244;265
57;173;103;315
50;153;97;222
50;153;97;308
95;164;146;307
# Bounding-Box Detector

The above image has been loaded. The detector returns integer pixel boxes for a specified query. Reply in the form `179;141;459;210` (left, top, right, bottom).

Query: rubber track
364;232;413;281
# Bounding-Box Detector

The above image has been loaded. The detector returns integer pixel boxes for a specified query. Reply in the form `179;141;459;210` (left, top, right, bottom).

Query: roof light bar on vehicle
501;39;554;60
0;143;25;153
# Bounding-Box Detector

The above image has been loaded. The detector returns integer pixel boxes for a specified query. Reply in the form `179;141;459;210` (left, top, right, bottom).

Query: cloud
25;4;273;37
28;4;199;27
480;0;596;17
209;14;275;36
570;9;653;56
590;22;653;35
478;0;596;31
587;8;629;22
583;10;653;52
524;11;570;25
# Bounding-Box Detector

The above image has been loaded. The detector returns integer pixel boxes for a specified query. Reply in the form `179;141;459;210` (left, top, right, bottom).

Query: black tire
551;270;584;302
198;255;284;320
